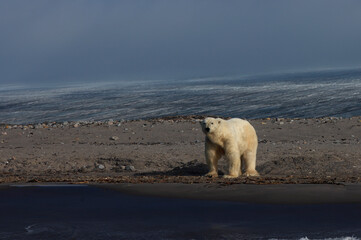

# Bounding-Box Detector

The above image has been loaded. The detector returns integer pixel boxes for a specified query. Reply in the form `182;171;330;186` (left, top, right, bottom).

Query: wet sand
100;183;361;204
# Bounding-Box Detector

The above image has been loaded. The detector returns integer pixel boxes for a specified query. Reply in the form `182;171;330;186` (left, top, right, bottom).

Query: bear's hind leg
223;151;241;178
242;150;259;177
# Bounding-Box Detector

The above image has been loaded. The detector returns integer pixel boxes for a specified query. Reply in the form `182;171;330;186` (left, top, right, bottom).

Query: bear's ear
218;120;221;124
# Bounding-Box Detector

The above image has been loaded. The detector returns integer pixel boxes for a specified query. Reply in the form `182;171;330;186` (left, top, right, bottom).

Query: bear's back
226;118;257;141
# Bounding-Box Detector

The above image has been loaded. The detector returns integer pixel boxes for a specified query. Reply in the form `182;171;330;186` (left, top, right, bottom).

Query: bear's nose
205;127;210;132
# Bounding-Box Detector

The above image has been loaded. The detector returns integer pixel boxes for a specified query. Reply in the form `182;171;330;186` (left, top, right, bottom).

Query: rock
120;165;126;170
126;165;136;171
110;136;119;141
108;119;114;125
73;123;80;128
98;164;105;170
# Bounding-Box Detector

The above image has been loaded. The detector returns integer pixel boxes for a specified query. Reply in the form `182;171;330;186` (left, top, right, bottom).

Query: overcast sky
1;0;361;85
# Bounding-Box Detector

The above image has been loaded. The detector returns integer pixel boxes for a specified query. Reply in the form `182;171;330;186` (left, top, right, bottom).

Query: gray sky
1;0;361;85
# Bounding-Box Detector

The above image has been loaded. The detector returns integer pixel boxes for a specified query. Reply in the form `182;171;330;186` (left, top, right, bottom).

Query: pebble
126;165;136;171
98;164;105;170
120;165;126;170
73;123;80;128
110;136;119;141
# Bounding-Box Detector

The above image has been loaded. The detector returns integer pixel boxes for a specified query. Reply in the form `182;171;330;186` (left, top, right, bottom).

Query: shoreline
1;174;360;185
1;115;359;127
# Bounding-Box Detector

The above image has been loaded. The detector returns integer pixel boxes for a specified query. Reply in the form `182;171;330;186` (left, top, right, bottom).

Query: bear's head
200;117;222;135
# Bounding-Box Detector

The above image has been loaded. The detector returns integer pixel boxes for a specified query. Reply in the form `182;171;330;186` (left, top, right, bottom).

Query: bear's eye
211;122;214;125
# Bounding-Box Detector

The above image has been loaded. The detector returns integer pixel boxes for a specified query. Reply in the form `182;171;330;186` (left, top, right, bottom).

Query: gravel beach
0;116;360;185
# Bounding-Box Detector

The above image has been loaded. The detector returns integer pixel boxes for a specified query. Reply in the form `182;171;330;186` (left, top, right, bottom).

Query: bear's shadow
135;160;224;177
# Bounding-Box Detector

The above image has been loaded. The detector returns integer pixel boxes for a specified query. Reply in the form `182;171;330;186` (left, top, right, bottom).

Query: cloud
1;0;361;85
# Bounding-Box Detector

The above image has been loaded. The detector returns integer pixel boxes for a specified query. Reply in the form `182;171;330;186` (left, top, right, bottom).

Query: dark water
0;185;360;240
0;69;361;124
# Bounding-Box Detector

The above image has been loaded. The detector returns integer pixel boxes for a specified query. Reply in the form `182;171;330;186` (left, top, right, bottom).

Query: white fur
200;117;259;178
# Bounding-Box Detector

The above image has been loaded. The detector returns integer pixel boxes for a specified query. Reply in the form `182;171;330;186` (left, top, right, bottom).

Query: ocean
0;185;360;240
0;69;361;124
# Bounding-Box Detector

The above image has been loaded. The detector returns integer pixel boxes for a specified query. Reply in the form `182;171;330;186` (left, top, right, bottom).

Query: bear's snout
205;127;210;132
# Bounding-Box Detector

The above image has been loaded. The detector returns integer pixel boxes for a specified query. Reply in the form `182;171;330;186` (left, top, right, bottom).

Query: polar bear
200;117;259;178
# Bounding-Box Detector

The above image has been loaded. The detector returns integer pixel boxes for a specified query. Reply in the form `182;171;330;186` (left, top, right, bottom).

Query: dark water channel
0;185;360;240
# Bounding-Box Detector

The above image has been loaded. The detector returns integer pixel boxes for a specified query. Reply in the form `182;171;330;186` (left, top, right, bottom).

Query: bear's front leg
223;149;241;178
204;139;222;177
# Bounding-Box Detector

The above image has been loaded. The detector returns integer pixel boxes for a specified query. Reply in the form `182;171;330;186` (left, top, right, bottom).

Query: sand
0;116;360;187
